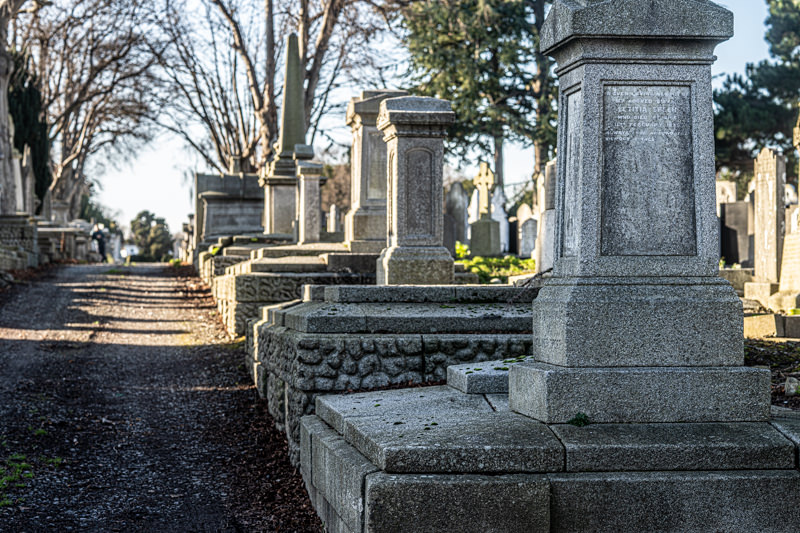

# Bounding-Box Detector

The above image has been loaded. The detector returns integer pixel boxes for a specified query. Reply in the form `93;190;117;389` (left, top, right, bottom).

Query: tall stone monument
744;147;785;306
469;162;502;256
376;97;455;285
260;33;310;237
343;89;408;253
510;0;766;424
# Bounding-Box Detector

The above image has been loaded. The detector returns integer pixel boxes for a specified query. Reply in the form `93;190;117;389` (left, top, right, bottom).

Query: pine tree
401;0;556;187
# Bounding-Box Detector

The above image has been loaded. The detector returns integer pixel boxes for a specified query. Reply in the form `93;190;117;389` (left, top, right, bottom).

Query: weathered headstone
445;182;469;245
516;204;536;258
744;148;785;306
21;146;36;216
510;0;765;424
491;185;509;252
720;201;751;266
376;97;455;284
469;162;501;256
295;156;324;245
786;183;798;206
344;89;408;253
534;158;557;272
326;205;341;233
261;33;309;237
715;180;737;216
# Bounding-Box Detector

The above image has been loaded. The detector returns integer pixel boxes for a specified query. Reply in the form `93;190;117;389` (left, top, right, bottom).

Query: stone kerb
375;96;455;285
508;0;768;424
344;89;408;253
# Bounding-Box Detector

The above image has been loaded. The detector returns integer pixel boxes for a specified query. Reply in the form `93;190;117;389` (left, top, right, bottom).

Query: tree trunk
493;135;504;190
0;24;16;214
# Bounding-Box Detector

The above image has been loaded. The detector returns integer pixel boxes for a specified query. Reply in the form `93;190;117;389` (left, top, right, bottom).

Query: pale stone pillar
296;159;324;244
344;90;408;253
376;97;455;285
744;148;785;305
509;0;769;424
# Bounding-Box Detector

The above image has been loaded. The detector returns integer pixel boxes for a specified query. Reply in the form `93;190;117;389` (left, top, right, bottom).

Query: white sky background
96;0;771;235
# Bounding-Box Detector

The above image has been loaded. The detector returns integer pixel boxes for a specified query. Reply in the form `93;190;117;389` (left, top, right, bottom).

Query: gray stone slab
510;363;771;423
365;473;549;533
447;357;535;394
549;470;800;533
309;416;378;533
323;253;379;273
283;301;532;334
315;385;491;434
323;284;537;304
247;256;327;273
550;422;794;472
485;393;510;412
343;409;563;474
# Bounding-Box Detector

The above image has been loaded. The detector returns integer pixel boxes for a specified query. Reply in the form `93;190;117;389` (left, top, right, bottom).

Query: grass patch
0;453;34;507
103;268;127;275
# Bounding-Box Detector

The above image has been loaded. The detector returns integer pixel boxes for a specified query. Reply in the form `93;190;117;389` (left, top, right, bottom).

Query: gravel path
0;265;322;532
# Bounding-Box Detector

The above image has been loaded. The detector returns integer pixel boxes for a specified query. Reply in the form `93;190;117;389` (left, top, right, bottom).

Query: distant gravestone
376;97;455;284
295;160;324;244
535;159;557;272
327;205;341;233
720;202;751;266
344;89;408;253
469;162;501;257
715;180;737;216
445;182;469;245
786;183;798;206
519;218;537;259
744;148;785;306
491;185;509;252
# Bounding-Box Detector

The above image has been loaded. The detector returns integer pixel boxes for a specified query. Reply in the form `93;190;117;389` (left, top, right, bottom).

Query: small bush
457;254;536;284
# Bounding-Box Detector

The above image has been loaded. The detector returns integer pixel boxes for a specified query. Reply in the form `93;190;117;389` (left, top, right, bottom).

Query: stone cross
376;96;455;285
474;162;495;218
344;90;408;253
261;33;308;237
509;0;768;425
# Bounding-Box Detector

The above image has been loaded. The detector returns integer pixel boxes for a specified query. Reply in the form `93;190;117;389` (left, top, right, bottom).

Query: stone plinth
344;90;408;253
375;97;455;284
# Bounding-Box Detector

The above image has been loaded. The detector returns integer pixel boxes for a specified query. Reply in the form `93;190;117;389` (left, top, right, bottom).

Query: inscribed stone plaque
561;90;583;257
367;131;387;200
405;148;433;237
600;85;696;256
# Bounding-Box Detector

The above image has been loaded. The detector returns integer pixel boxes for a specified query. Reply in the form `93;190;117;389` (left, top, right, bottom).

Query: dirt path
0;265;321;532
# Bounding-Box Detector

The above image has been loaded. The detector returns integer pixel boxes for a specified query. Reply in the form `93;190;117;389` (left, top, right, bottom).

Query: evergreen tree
130;210;173;261
713;0;800;181
8;49;50;208
401;0;556;187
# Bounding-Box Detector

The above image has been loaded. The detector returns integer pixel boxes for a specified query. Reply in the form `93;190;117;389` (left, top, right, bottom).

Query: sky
96;0;773;235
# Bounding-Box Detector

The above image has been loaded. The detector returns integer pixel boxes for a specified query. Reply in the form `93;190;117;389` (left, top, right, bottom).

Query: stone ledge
550;421;794;472
549;470;800;533
365;472;549;533
509;362;771;424
447;357;534;394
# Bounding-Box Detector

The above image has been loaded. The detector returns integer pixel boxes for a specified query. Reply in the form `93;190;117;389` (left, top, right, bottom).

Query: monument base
769;291;800;313
300;372;800;533
744;281;781;309
376;246;454;285
344;209;386;254
531;277;743;367
469;217;501;257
